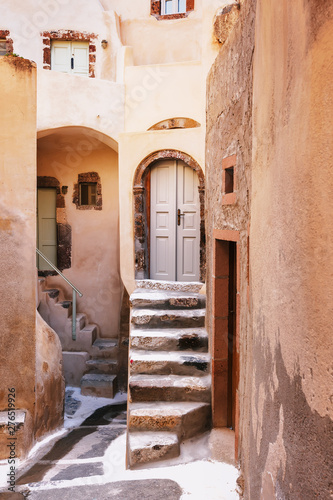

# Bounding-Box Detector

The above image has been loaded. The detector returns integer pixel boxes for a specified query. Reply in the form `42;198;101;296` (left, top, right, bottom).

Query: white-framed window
51;40;89;76
162;0;186;15
0;39;7;56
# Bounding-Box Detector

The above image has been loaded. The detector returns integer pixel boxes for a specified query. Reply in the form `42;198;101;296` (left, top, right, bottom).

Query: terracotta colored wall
37;131;122;338
0;56;37;459
206;1;333;498
249;1;333;498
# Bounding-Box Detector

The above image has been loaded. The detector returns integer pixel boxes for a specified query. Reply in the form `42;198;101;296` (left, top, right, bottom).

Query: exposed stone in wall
42;30;97;77
34;313;65;439
0;29;13;54
72;171;102;211
213;3;240;45
148;117;201;131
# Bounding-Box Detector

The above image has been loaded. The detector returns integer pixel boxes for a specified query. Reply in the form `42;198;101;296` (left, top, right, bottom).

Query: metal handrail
36;248;83;341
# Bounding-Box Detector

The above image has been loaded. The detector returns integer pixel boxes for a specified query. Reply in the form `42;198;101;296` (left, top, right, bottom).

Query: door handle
71;57;74;70
177;209;185;226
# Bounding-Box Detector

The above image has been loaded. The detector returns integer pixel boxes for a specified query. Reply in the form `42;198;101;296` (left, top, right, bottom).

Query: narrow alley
0;389;239;499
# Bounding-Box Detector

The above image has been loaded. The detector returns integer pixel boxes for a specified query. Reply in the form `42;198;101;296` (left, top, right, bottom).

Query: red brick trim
222;154;237;205
0;30;14;54
42;30;97;77
133;149;205;281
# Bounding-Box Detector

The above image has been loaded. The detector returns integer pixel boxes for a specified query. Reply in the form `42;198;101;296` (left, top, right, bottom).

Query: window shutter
186;0;194;12
72;42;89;77
51;41;71;73
151;0;161;16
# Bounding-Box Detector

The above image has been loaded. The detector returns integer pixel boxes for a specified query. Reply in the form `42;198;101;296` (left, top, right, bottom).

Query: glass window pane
165;0;173;14
0;40;7;56
178;0;186;13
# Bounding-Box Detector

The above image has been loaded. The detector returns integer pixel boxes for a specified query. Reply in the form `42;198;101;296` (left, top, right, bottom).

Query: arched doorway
133;150;205;282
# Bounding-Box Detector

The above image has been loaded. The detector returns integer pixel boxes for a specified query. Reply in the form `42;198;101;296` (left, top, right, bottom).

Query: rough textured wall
0;57;37;459
249;1;333;498
35;313;65;439
205;0;255;446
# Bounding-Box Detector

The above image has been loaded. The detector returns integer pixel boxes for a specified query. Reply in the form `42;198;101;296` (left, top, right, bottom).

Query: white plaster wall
37;69;125;143
124;62;204;133
118;127;205;294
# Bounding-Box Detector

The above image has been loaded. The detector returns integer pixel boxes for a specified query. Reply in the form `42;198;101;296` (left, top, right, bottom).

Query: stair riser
130;297;206;310
129;385;211;403
130;333;208;352
86;362;118;374
129;439;180;467
129;406;211;439
132;315;205;329
130;359;210;377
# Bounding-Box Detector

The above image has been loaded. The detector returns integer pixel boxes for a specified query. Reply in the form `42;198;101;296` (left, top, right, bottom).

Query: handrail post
72;290;77;341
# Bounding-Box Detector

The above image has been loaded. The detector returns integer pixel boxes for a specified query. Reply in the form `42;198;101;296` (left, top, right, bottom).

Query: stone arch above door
133;150;205;282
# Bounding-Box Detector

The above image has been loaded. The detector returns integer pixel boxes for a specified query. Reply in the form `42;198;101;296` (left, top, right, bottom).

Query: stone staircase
37;278;118;398
127;284;211;467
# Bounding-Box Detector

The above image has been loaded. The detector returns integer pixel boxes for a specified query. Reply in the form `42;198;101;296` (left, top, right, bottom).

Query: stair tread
130;351;210;361
129;431;179;448
129;401;210;415
81;373;117;382
131;327;207;336
130;289;206;309
93;339;118;348
132;308;205;317
136;280;203;292
87;358;117;364
130;374;211;388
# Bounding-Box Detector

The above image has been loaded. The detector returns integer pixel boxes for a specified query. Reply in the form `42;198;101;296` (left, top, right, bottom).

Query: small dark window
80;182;97;206
0;40;7;56
225;167;234;194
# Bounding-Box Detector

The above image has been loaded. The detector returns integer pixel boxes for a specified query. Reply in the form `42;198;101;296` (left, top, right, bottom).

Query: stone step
81;373;117;398
129;351;210;377
136;280;203;293
129;374;211;403
60;323;98;352
43;288;60;300
130;327;208;352
129;402;211;439
130;289;206;310
69;312;86;330
86;358;118;374
131;309;205;329
91;338;118;358
128;431;180;467
63;351;90;386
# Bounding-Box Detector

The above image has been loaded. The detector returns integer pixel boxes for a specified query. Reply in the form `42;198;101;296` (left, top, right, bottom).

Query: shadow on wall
249;325;332;499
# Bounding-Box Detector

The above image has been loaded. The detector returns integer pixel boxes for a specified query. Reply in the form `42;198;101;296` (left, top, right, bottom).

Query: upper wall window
51;41;89;76
42;31;97;78
151;0;194;19
162;0;186;14
0;40;7;56
0;30;13;55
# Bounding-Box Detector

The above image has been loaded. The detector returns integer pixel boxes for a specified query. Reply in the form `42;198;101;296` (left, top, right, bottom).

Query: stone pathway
0;389;239;499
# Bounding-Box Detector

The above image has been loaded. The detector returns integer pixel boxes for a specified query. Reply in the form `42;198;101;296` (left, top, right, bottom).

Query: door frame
212;228;240;460
133;150;205;281
37;176;72;276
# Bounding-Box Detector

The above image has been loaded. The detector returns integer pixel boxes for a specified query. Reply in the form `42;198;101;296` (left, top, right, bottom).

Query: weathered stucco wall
206;0;333;498
38;130;122;338
205;0;254;473
0;56;37;459
35;313;65;439
249;1;333;498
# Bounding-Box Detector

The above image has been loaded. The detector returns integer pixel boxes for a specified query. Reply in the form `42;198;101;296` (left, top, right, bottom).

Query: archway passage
133;150;205;282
